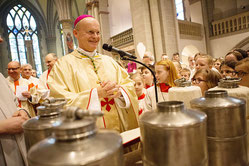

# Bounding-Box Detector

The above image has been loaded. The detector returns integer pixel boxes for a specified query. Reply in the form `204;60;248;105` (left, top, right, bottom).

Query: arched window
175;0;184;20
6;4;42;77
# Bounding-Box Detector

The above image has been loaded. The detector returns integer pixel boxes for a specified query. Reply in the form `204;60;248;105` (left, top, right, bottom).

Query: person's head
172;60;182;76
161;53;168;60
130;72;144;97
233;48;248;59
73;15;100;52
32;69;37;77
188;55;195;70
225;51;243;62
172;53;180;62
21;64;32;79
220;60;237;78
155;59;179;87
142;51;154;65
141;65;155;86
235;57;249;87
194;52;201;62
195;54;213;71
192;69;221;96
180;68;191;80
0;36;3;43
45;53;58;70
7;61;21;81
213;58;223;71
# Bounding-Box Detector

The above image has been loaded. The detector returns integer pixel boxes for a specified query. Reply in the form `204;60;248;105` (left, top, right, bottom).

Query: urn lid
174;78;191;87
218;78;241;89
140;101;206;128
37;98;67;117
53;107;102;141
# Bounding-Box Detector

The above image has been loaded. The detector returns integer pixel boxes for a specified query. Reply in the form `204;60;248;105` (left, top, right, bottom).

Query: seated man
47;15;138;132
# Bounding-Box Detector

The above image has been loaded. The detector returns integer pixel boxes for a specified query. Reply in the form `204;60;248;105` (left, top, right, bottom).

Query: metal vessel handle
42;97;67;107
63;107;103;120
174;78;191;87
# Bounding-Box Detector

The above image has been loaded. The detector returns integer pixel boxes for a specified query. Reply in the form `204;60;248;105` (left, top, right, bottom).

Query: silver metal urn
190;90;248;166
168;78;202;109
22;98;66;151
28;107;124;166
139;101;207;166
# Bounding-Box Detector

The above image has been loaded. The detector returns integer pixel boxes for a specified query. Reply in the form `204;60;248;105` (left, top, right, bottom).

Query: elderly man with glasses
6;61;37;117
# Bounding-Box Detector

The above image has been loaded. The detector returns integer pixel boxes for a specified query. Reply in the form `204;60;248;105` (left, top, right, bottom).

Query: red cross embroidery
101;98;115;112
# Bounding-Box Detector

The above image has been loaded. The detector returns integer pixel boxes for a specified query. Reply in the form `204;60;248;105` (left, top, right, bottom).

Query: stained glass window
6;4;42;77
175;0;184;20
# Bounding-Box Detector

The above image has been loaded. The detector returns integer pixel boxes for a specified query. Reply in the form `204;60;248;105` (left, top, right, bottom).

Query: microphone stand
119;54;158;103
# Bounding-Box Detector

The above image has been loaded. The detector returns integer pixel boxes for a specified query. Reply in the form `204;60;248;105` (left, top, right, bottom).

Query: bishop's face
73;17;100;52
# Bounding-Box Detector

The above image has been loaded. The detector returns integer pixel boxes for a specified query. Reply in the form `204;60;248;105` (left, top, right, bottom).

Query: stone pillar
86;0;111;54
46;37;57;54
54;0;75;54
60;19;74;54
159;0;179;59
129;0;154;61
148;0;165;61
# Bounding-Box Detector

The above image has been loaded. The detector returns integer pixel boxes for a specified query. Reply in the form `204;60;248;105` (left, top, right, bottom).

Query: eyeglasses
237;71;249;77
7;67;20;71
220;70;236;75
192;78;206;84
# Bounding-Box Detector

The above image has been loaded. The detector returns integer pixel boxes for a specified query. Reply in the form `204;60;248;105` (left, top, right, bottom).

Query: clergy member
39;53;58;90
21;63;39;86
0;34;29;166
47;15;139;132
6;61;37;117
0;73;29;166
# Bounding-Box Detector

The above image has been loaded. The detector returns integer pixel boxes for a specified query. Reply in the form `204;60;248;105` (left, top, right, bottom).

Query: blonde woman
145;59;179;111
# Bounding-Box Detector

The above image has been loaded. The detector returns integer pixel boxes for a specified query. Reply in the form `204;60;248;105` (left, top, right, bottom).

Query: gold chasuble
47;50;139;132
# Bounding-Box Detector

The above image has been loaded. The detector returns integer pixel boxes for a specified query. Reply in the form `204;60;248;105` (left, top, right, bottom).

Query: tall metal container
140;101;207;166
190;90;248;166
28;107;124;166
168;78;202;109
23;98;66;151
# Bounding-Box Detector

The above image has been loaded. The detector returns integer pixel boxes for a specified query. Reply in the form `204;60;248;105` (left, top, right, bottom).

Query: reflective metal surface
140;101;207;166
28;107;123;166
191;90;248;166
22;98;66;151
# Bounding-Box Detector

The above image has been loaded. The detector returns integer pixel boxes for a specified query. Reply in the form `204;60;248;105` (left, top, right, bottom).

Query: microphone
102;44;137;59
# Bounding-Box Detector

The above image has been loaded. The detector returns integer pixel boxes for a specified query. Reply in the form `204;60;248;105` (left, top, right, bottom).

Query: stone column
60;19;74;54
86;0;111;54
46;37;57;54
129;0;154;61
130;0;179;61
54;0;75;54
159;0;179;59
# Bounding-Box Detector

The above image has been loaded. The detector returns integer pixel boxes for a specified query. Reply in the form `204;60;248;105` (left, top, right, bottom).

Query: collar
7;76;21;82
138;93;145;100
145;84;153;89
77;47;97;57
159;83;171;93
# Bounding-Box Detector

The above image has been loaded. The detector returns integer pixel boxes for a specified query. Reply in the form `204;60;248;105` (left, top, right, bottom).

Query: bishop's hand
97;81;121;99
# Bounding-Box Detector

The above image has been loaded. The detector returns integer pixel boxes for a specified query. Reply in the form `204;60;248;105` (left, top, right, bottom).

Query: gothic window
175;0;184;20
6;4;42;77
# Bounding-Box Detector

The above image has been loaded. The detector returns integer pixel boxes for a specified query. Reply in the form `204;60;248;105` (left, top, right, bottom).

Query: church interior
0;0;248;76
1;0;249;165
